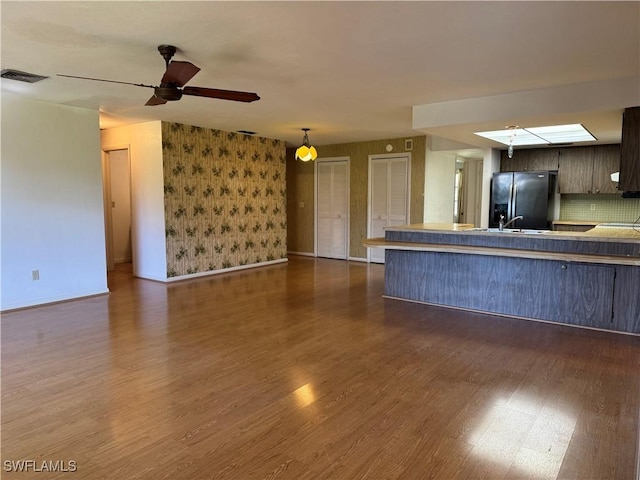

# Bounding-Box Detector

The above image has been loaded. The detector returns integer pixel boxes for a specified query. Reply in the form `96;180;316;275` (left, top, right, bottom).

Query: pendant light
506;125;518;159
295;128;317;162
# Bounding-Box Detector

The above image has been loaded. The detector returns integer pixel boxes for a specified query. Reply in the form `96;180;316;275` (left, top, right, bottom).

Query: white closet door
331;163;348;258
370;160;389;263
317;161;348;259
368;156;409;264
388;159;408;227
317;163;333;257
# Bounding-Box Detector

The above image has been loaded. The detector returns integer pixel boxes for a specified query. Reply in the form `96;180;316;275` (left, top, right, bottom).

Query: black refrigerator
489;171;558;230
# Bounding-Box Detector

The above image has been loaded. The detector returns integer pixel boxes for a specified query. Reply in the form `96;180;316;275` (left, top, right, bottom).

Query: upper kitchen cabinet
618;106;640;192
500;148;559;172
558;145;620;194
499;144;621;193
558;146;594;193
592;144;621;194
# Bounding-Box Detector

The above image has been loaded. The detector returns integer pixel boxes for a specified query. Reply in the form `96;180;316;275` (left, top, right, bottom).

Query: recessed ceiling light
526;124;596;143
474;123;596;146
474;128;548;146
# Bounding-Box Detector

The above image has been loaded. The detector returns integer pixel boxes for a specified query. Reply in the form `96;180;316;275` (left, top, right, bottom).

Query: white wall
424;147;457;223
481;148;501;228
462;159;483;227
101;122;166;281
1;93;109;310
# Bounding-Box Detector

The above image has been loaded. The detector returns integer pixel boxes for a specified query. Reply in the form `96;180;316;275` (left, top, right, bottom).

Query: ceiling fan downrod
157;44;177;69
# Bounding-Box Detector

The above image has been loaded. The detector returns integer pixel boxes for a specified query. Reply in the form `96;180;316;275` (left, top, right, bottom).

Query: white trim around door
315;156;350;260
367;153;411;263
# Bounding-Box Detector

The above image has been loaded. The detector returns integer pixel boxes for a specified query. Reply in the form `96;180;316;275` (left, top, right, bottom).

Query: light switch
299;201;304;208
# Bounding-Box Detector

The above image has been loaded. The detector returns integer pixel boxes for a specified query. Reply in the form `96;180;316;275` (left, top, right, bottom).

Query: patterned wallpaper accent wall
162;122;287;277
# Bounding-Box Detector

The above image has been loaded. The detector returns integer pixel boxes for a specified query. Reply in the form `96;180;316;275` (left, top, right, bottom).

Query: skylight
474;123;596;146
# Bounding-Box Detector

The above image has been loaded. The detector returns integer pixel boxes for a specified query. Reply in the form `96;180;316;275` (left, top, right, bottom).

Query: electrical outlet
590;204;596;211
32;270;40;281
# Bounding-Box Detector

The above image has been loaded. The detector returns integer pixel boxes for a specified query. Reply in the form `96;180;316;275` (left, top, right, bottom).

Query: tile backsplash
560;194;640;223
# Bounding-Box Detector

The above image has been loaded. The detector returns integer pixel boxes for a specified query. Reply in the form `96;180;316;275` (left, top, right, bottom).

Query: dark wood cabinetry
501;144;621;194
557;146;594;193
619;106;640;191
556;262;615;328
380;227;640;334
500;148;559;172
552;223;597;232
592;144;621;194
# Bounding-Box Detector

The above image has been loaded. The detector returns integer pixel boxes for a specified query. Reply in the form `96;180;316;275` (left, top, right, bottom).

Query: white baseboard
1;288;110;312
287;251;315;257
348;256;368;263
163;258;288;283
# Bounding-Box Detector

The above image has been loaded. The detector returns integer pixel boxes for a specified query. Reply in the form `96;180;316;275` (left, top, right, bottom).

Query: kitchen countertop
383;222;640;242
389;223;474;231
552;220;602;226
362;238;640;266
365;222;640;266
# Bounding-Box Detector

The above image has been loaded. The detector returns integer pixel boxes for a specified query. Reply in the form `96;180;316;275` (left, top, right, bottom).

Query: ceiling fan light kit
57;44;260;106
295;128;317;162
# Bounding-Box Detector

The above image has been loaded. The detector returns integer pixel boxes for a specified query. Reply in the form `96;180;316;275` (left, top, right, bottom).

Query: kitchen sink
469;228;549;234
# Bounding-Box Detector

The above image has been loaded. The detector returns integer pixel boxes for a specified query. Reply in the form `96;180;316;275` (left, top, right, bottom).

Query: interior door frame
314;156;350;259
101;145;132;272
367;153;411;263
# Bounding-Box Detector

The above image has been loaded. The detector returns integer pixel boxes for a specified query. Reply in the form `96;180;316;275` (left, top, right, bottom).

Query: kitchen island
364;223;640;335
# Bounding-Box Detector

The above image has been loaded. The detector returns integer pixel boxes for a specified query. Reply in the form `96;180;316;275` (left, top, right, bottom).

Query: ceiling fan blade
182;86;260;103
57;74;154;89
145;95;167;106
161;61;200;87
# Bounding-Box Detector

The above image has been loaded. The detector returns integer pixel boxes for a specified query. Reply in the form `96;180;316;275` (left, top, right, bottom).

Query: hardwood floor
2;256;639;479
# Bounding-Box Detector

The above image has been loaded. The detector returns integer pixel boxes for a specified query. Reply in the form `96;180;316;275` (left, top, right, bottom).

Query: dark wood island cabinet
365;224;640;335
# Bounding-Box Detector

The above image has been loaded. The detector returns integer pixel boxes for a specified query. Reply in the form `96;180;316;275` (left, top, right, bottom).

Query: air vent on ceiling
1;69;49;83
237;130;256;135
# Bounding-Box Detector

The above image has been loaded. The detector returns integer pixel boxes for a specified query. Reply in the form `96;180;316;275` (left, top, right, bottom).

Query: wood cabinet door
556;262;615;328
592;144;620;194
558;146;594;193
501;148;559;172
500;150;524;172
619;106;640;191
528;148;560;171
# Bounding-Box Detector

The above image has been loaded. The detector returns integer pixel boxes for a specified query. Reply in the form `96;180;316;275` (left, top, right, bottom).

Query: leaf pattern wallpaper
162;122;287;278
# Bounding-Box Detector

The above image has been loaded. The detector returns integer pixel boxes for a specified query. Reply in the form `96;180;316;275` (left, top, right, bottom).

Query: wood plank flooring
2;257;639;479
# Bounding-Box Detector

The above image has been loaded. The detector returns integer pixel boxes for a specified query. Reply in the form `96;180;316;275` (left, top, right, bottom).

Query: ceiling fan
58;44;260;106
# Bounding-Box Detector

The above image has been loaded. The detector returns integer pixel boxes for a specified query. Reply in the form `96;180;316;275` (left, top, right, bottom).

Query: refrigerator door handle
512;182;517;219
508;182;514;220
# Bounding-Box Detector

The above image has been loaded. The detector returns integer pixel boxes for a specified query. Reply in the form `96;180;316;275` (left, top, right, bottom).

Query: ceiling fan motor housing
154;85;182;101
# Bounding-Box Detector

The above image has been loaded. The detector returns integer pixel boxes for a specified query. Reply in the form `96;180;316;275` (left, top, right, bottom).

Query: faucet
499;215;524;231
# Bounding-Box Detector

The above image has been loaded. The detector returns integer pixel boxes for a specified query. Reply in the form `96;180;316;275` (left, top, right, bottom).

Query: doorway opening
102;148;133;284
453;157;483;226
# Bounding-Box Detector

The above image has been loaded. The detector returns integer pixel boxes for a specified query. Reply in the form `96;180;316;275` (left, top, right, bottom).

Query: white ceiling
2;1;639;152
